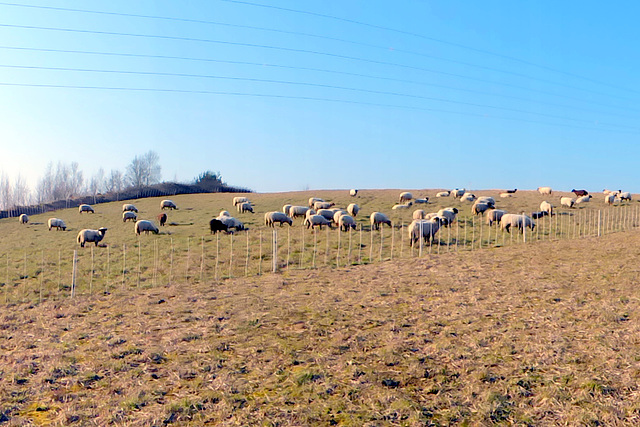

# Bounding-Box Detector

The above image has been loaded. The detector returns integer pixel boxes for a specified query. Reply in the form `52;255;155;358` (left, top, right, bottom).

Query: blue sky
1;1;639;193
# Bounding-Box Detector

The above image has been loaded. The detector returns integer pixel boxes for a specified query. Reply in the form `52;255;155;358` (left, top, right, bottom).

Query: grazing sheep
414;198;429;204
332;210;349;225
237;201;254;214
349;189;358;197
460;193;476;202
265;211;293;227
157;212;167;226
409;217;444;247
289;206;310;219
219;210;230;217
160;199;177;210
122;211;137;222
560;197;576;208
304;214;333;230
392;202;413;210
209;218;229;234
500;214;535;233
217;215;245;232
18;214;28;224
436;191;450;197
531;211;549;219
575;195;592;204
619;192;632;202
338;214;357;231
572;189;589;197
47;218;66;231
399;192;413;203
537;187;552;195
316;209;336;221
233;196;249;206
309;197;324;208
486;209;506;226
122;204;138;213
471;201;493;216
347;203;359;217
77;227;107;247
451;188;465;198
314;201;335;210
476;196;495;206
283;204;292;216
370;212;392;230
437;208;459;226
540;201;553;216
135;220;159;235
79;204;94;214
604;193;616;205
413;209;426;220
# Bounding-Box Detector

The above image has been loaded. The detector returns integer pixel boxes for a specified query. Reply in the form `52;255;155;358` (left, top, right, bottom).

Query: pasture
0;189;639;425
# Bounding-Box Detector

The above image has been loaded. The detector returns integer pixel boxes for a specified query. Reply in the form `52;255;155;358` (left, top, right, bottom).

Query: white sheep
619;191;632;202
233;196;250;206
435;191;450;197
217;215;245;231
265;211;293;227
349;189;358;197
282;204;292;216
399;192;413;203
316;209;336;221
451;188;466;198
540;201;553;216
47;218;66;231
314;201;335;210
500;214;535;233
77;227;107;247
476;196;495;206
305;209;317;219
332;210;348;225
347;203;359;217
485;209;506;226
135;220;159;235
537;187;552;195
560;197;575;208
603;189;621;196
160;199;177;210
338;214;357;231
472;201;493;216
18;214;28;224
392;202;413;210
79;204;94;214
219;210;231;217
460;193;476;202
437;207;459;226
289;206;310;219
604;193;616;205
122;211;137;222
304;214;332;229
409;217;444;247
370;212;392;230
237;201;254;214
122;204;138;213
575;195;592;204
308;197;324;208
414;198;429;204
412;209;426;220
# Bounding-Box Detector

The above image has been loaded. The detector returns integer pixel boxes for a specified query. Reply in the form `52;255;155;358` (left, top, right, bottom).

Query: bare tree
89;168;105;196
125;151;161;187
12;173;30;207
0;172;12;210
105;169;124;193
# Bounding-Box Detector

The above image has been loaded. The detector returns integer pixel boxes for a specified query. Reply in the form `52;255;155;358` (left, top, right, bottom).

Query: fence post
200;236;205;283
71;250;77;298
6;253;10;304
169;238;174;285
106;246;110;292
228;233;234;278
358;225;362;264
39;251;44;304
325;226;329;266
137;240;142;288
245;230;250;277
336;228;341;267
122;244;126;289
272;229;277;273
185;237;190;283
90;246;94;294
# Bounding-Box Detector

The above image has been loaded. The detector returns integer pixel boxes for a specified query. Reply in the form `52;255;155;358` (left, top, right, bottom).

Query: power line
1;45;637;118
2;63;637;131
1;22;636;108
0;81;636;134
0;1;624;98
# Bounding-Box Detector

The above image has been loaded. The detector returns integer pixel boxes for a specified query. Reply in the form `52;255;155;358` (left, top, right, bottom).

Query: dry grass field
1;189;640;425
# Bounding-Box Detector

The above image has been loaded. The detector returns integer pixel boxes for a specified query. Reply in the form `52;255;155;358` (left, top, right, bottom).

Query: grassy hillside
1;226;640;425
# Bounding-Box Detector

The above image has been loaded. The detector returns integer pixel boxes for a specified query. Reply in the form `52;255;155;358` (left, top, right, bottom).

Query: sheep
217;215;245;232
47;218;66;231
540;201;553;216
135;220;159;235
305;209;317;219
332;210;349;225
500;214;535;233
237;201;254;214
392;202;413;210
233;196;249;206
451;188;465;198
370;212;392;230
349;189;358;197
436;191;450;197
161;199;177;210
77;227;107;247
499;192;513;198
288;206;310;219
338;214;357;231
316;209;336;221
399;192;413;203
347;203;359;217
413;209;426;220
531;211;549;219
122;204;138;213
604;193;616;205
157;212;167;226
309;197;324;208
560;197;575;208
472;201;493;216
476;196;495;206
314;201;335;210
460;192;476;202
18;214;28;224
537;187;552;195
304;214;333;230
265;211;293;227
414;198;429;204
209;218;229;234
486;209;506;226
603;189;621;196
575;195;592;204
437;207;459;226
79;204;94;214
283;204;292;216
572;189;589;197
619;192;632;202
219;210;230;217
122;211;137;222
409;217;444;247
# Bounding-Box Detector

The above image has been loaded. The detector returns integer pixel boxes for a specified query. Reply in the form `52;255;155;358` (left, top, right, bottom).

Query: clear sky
1;1;639;193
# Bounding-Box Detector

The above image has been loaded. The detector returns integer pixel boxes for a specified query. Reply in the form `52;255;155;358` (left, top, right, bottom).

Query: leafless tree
125;151;161;187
